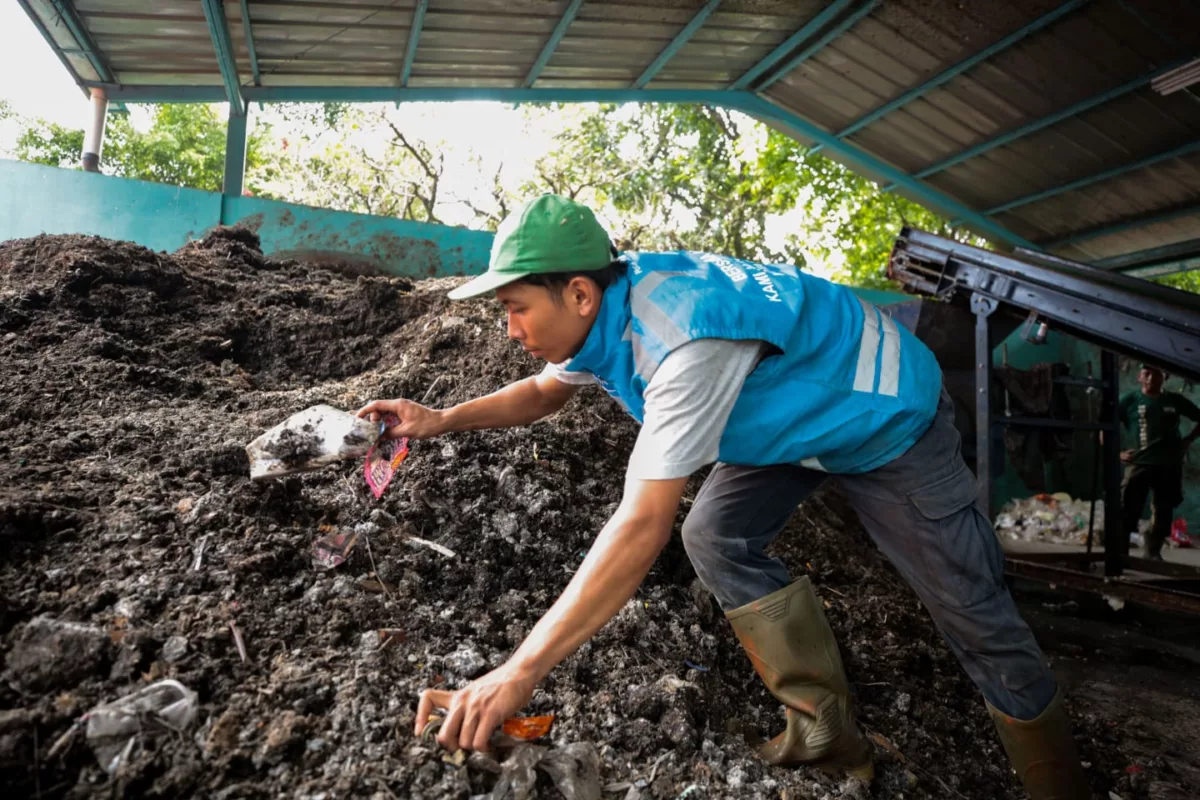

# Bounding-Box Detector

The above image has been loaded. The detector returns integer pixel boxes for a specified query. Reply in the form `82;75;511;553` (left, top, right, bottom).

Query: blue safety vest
563;251;942;474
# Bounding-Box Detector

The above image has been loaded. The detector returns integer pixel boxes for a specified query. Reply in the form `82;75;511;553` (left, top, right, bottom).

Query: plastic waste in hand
246;405;381;480
364;413;409;499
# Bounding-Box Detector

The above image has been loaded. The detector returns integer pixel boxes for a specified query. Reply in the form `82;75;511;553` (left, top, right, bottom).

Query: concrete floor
1004;539;1200;569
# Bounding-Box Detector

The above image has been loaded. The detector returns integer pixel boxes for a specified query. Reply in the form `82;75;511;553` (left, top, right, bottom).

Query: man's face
1139;367;1165;395
496;278;602;364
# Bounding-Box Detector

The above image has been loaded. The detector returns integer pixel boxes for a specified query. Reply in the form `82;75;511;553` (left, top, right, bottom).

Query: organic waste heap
0;230;1172;798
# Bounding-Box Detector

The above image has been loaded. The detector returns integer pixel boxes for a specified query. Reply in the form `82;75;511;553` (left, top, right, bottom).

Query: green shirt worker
1120;363;1200;560
359;196;1088;799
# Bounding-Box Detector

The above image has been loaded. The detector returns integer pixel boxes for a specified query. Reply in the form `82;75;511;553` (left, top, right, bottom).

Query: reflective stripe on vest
853;298;902;398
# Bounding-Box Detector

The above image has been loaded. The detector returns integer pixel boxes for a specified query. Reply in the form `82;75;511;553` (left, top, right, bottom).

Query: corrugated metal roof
18;0;1200;268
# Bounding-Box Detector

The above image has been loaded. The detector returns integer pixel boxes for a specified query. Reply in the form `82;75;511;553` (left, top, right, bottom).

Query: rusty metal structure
890;228;1200;614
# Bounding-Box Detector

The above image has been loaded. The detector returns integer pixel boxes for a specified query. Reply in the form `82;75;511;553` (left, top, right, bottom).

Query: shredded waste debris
0;229;1194;798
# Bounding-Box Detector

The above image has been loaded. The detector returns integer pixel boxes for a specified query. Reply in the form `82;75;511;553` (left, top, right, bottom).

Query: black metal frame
889;229;1200;594
890;230;1200;382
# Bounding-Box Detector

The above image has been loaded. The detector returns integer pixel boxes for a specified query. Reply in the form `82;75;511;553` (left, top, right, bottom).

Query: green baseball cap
447;194;612;300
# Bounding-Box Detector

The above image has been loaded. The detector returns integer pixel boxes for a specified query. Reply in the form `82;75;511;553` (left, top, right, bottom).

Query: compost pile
0;230;1186;799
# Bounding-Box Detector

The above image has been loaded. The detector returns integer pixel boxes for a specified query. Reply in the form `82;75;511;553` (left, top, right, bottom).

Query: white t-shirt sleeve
626;338;766;481
540;360;596;386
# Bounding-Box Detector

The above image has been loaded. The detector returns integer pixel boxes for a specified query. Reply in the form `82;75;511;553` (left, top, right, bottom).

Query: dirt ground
1;230;1197;799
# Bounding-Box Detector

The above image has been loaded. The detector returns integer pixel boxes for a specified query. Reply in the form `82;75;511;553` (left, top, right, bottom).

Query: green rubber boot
988;690;1090;799
726;577;873;781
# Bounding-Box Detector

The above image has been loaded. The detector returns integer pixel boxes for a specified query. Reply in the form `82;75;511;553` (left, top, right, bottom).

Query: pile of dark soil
0;229;1192;799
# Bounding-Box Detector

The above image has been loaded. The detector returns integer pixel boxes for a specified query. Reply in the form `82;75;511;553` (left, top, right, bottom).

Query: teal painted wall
0;161;927;298
0;159;222;253
0;159;492;279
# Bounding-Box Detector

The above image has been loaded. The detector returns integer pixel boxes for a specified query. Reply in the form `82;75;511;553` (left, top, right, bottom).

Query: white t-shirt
541;338;767;480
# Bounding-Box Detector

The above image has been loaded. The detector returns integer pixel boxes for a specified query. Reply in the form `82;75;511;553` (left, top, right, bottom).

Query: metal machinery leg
1101;351;1125;577
223;109;248;197
971;294;998;518
81;87;108;172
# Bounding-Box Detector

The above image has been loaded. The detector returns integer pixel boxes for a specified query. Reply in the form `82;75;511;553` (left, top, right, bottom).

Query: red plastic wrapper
312;529;360;570
364;414;410;499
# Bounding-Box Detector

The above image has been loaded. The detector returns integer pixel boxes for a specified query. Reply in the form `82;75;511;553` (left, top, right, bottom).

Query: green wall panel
0;160;491;279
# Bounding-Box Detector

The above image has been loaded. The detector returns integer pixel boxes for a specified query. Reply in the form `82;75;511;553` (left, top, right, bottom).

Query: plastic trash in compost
246;405;381;480
84;679;198;774
312;528;361;570
364;413;410;499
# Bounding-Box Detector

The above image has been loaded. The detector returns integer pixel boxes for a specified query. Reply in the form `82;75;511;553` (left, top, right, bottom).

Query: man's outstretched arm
415;474;688;752
358;372;579;439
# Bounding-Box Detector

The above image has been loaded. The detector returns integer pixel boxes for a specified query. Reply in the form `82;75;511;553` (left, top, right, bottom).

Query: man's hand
1120;449;1136;464
413;475;688;753
414;661;536;752
357;398;445;440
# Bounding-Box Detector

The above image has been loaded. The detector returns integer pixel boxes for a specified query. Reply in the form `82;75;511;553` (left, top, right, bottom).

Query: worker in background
359;195;1089;799
1120;363;1200;560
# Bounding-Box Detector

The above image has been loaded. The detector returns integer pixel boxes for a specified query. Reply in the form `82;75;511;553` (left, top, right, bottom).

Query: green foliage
13;114;83;168
12;104;272;194
6;98;1001;293
1155;270;1200;294
760;139;976;289
516;104;805;265
256;106;445;222
510;103;971;286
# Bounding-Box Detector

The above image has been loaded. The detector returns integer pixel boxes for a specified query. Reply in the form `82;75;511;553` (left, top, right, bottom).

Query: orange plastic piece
501;715;555;741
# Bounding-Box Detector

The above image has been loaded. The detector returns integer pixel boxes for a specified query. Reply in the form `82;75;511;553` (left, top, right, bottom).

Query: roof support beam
46;0;114;83
200;0;245;115
81;87;108;172
1123;256;1200;279
740;95;1034;249
729;0;855;91
1042;201;1200;249
239;0;261;86
980;139;1200;218
224;110;248;197
809;0;1087;155
16;0;88;96
1093;237;1200;271
632;0;722;89
755;0;878;92
881;56;1199;192
523;0;585;89
1115;0;1181;50
400;0;428;87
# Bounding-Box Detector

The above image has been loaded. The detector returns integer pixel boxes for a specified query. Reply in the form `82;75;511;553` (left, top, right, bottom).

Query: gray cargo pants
681;390;1058;720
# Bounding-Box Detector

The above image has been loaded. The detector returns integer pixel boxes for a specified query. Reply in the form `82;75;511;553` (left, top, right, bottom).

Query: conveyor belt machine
887;229;1200;614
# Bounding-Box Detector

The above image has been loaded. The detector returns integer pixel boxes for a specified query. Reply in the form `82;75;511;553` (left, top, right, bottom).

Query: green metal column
224;110;248;196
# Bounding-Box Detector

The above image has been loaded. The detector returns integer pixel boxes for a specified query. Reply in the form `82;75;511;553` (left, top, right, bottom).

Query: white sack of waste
246;404;381;480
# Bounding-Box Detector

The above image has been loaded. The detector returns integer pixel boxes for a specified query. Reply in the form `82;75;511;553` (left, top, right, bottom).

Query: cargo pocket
908;465;1004;609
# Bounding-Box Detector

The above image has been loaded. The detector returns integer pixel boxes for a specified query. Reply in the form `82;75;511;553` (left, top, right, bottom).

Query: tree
507;103;968;285
11;104;273;194
255;106;445;223
755;135;977;290
1157;270;1200;293
513;103;807;266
